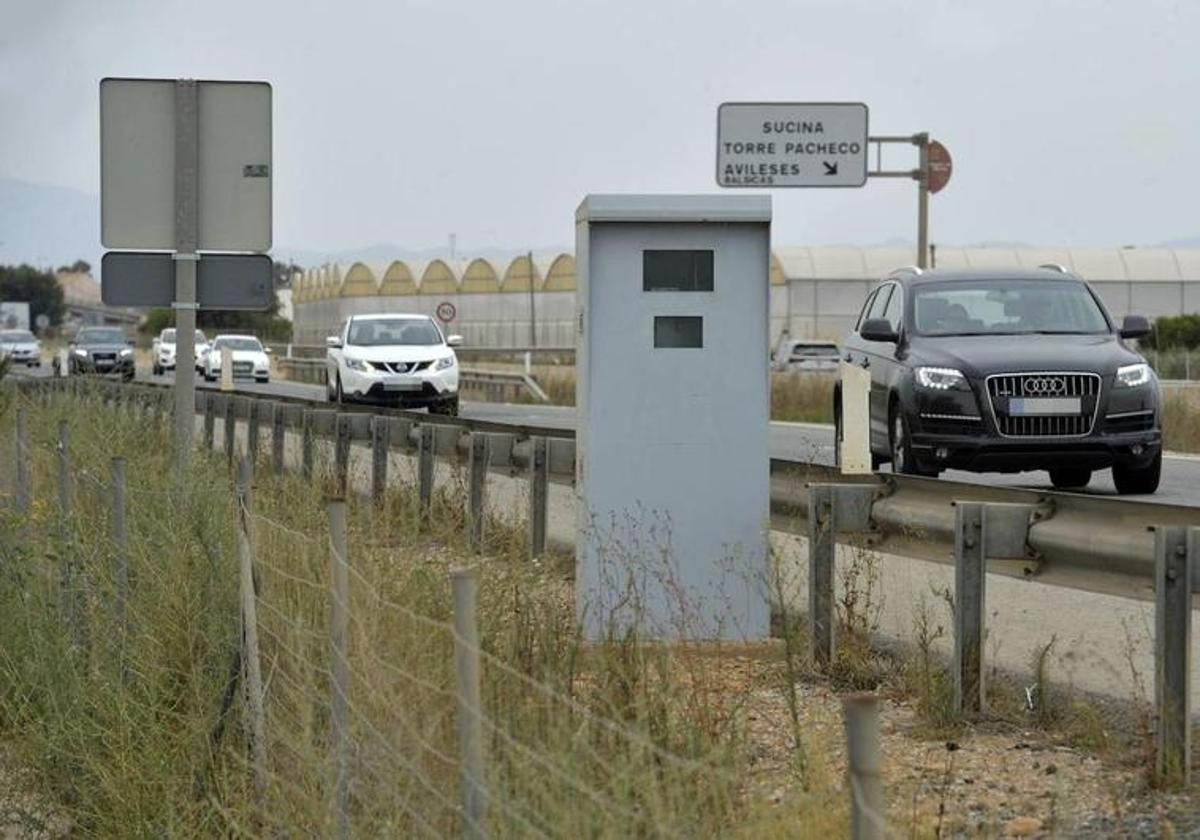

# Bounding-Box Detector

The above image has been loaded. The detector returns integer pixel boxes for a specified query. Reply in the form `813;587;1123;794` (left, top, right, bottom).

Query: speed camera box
574;194;772;639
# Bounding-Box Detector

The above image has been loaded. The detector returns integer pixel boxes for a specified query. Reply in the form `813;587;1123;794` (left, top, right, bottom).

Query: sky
1;0;1198;258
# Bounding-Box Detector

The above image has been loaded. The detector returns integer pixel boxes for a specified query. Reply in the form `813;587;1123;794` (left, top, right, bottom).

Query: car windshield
347;318;442;346
913;280;1111;336
160;329;206;343
215;337;263;352
0;331;35;343
77;329;126;344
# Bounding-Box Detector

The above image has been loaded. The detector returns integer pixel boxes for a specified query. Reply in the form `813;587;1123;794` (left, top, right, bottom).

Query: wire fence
0;380;891;837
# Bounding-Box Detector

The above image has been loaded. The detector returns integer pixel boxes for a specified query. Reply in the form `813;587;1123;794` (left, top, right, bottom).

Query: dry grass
1162;384;1200;453
0;382;849;838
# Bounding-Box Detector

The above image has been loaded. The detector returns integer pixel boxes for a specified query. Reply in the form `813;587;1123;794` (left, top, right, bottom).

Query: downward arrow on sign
823;161;838;176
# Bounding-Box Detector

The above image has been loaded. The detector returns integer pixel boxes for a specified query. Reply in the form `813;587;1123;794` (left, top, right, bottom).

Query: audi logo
1023;376;1066;396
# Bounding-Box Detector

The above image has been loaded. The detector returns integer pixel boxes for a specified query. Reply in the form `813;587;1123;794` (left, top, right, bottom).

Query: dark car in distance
67;326;136;381
833;265;1162;494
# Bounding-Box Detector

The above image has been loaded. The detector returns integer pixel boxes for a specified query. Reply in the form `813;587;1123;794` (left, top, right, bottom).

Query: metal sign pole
173;79;199;472
915;132;930;269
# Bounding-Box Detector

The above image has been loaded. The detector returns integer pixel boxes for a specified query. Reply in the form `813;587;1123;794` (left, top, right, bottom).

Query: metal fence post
953;502;985;716
271;403;285;476
328;499;350;838
111;457;129;678
224;398;236;463
843;694;885;840
808;484;835;669
301;409;315;480
236;457;268;795
467;433;490;551
335;414;351;496
247;400;261;465
203;397;216;451
1154;525;1193;787
14;407;30;514
451;567;487;838
418;425;435;520
370;415;389;504
56;420;80;646
528;436;548;559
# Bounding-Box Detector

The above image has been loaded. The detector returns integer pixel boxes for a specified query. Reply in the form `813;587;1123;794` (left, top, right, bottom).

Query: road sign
35;313;50;330
436;301;457;323
717;102;868;188
0;302;30;329
927;140;953;194
100;252;274;309
100;77;272;251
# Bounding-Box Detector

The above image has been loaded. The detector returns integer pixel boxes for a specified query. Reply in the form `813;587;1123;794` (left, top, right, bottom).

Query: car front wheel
1112;450;1161;495
890;407;939;478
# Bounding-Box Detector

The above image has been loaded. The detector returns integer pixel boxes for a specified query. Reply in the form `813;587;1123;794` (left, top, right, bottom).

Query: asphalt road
20;365;1200;507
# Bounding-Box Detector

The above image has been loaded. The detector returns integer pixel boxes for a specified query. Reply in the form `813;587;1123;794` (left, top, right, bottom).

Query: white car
201;334;271;383
326;313;461;415
0;329;42;367
152;328;210;375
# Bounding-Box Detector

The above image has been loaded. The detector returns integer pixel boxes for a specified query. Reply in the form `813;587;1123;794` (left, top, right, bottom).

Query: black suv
834;266;1162;494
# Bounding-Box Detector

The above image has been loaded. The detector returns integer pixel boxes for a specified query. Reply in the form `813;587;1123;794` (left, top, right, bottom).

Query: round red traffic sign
927;140;952;194
436;301;457;323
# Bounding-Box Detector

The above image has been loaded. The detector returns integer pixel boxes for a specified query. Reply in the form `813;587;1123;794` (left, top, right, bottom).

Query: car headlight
120;348;133;357
915;366;968;390
1116;362;1152;388
74;349;87;357
345;357;371;373
435;355;455;371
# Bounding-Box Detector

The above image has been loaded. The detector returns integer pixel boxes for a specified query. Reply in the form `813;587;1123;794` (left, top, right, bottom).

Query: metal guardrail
274;357;550;403
268;344;576;364
13;376;1198;601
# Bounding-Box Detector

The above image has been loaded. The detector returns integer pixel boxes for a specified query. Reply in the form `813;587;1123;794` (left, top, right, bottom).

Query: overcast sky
2;0;1197;256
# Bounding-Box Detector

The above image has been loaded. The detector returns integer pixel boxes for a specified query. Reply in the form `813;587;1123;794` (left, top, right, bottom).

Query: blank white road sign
839;360;872;474
717;102;868;188
100;78;272;251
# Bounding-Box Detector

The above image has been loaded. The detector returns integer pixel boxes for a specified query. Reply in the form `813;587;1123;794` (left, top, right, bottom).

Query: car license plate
382;376;421;392
1009;397;1080;416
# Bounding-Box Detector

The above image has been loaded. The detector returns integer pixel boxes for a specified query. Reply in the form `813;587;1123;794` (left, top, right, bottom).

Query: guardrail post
953;502;986;716
528;436;548;559
328;499;350;839
224;397;236;463
302;409;314;480
203;396;215;451
1154;525;1193;787
451;567;488;838
271;403;285;477
843;694;885;840
236;457;268;796
418;425;435;520
467;433;490;551
247;401;261;464
808;484;835;669
14;407;30;515
111;457;129;679
335;414;351;496
370;415;389;504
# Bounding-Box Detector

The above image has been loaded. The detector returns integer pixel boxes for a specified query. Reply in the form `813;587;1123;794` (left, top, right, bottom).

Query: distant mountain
0;177;101;270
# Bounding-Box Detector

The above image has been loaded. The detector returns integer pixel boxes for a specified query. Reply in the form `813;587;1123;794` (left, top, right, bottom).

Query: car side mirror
127;339;136;346
446;334;463;348
68;341;76;349
326;336;342;349
264;347;273;354
860;318;899;343
1119;314;1150;340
